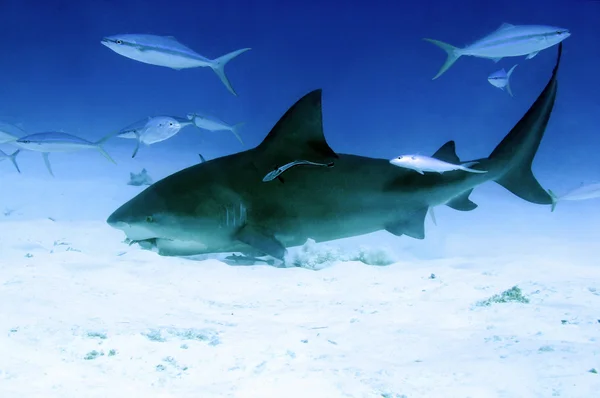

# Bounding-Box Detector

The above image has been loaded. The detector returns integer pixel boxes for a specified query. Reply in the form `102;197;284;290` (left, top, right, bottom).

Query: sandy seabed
0;157;599;398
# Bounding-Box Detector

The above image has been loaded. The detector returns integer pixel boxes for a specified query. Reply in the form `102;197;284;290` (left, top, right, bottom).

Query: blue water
0;0;598;229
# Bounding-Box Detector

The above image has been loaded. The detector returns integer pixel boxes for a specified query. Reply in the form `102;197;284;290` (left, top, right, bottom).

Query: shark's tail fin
423;38;462;80
505;64;518;97
94;133;117;164
210;48;251;96
8;149;21;173
231;122;245;145
487;43;562;206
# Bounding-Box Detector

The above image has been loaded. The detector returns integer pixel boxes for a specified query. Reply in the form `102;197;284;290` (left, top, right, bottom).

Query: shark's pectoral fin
234;224;287;260
446;188;478;211
432;140;461;164
385;208;428;239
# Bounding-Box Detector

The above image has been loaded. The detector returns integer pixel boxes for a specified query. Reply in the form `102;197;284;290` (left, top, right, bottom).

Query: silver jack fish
548;183;600;212
101;34;250;96
424;23;570;79
187;112;245;144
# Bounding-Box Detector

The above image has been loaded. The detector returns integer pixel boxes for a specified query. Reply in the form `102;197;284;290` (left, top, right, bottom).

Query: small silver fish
548;183;600;212
262;160;335;183
389;154;487;174
187;112;244;144
488;64;518;96
0;149;21;173
15;132;115;176
101;34;251;96
117;115;192;158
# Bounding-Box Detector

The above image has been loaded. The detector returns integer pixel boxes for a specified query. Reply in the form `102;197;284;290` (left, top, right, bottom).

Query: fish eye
397;156;403;159
169;122;173;126
21;140;29;143
145;216;154;223
116;39;123;44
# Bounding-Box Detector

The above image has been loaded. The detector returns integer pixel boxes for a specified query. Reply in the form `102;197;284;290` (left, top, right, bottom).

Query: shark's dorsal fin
446;189;478;211
254;90;338;171
432;140;460;164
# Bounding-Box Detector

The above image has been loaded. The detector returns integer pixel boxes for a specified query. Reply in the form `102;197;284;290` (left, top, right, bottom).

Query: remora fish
117;115;192;158
262;160;335;183
488;64;518;96
224;253;275;266
187;112;245;144
107;43;563;261
101;34;251;96
389;154;487;175
424;23;570;79
15;132;115;176
548;183;600;212
0;149;21;173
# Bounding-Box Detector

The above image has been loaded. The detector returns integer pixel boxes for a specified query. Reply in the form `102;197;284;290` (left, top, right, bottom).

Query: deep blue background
0;0;598;192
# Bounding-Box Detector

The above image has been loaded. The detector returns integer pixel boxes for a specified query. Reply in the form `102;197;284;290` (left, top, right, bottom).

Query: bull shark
107;43;563;262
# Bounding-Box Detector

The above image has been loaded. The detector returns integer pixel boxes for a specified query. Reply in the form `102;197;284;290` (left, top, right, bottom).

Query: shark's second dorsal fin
432;140;460;164
254;89;338;171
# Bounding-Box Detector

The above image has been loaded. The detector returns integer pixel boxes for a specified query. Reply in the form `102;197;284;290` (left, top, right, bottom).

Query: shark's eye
145;216;154;223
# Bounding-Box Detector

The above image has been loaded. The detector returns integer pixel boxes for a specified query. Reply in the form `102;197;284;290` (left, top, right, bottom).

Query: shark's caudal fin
423;38;463;80
254;89;338;172
94;133;117;164
210;48;251;97
487;42;562;206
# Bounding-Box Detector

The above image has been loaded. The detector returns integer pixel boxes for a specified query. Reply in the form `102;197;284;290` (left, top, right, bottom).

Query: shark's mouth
124;237;210;257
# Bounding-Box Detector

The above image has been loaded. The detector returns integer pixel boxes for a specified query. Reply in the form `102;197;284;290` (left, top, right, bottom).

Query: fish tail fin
94;134;117;164
423;38;462;80
548;189;559;212
210;48;251;96
506;64;518;97
487;43;562;207
231;122;245;144
42;153;54;177
9;149;21;173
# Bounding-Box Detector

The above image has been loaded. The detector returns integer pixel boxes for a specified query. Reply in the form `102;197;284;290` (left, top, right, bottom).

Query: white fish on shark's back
389;154;487;175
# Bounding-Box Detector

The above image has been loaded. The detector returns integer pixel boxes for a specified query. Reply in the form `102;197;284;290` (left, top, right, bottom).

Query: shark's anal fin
446;188;478;211
234;224;287;260
385;208;428;239
431;140;460;163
